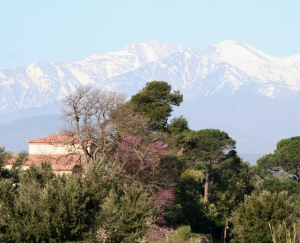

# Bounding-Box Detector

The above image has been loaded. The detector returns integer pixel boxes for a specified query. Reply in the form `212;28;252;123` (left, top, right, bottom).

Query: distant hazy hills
1;40;300;164
0;114;62;153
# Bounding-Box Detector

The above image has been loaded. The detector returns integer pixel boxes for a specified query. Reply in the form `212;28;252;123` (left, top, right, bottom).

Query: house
6;134;84;174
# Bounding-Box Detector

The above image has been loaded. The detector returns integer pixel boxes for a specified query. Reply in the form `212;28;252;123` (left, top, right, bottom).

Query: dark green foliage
255;177;300;196
276;136;300;179
209;152;255;231
130;81;183;131
257;136;300;181
168;116;189;136
168;225;194;243
0;147;12;178
0;178;16;241
82;160;114;212
22;162;55;187
0;161;113;243
12;151;28;169
230;191;298;243
173;130;257;241
0;147;10;169
158;155;186;185
175;169;208;232
0;165;85;242
255;153;275;179
257;153;275;169
253;177;300;239
240;136;300;242
0;149;28;182
96;185;151;243
0;157;155;242
173;148;256;239
175;129;236;169
176;129;236;207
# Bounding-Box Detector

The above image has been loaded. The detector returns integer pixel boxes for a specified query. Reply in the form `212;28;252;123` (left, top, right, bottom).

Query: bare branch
60;85;126;163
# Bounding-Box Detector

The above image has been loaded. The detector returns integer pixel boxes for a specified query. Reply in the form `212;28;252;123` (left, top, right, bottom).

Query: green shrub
269;221;300;243
168;226;192;243
95;185;151;243
230;191;298;243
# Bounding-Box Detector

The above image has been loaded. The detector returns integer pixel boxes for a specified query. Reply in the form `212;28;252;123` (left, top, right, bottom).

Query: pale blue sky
1;0;299;70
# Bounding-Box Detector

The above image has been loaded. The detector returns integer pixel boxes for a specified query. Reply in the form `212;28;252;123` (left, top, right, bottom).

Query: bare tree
61;85;126;163
110;103;151;139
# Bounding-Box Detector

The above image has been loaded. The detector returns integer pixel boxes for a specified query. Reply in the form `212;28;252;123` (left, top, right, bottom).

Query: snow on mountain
1;39;300;114
0;41;185;114
203;40;300;97
104;41;300;100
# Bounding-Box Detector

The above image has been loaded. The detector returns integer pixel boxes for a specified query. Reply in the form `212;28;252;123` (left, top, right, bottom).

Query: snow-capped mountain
104;40;300;100
2;40;300;160
2;40;300;114
0;41;185;114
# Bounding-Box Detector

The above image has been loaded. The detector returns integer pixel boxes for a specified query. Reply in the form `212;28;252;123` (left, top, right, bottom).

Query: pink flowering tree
115;136;180;232
116;137;169;188
152;189;176;224
144;189;176;241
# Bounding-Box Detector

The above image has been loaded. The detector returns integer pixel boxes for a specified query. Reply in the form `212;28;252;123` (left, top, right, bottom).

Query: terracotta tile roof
28;134;78;144
7;154;83;172
26;154;83;171
6;156;18;165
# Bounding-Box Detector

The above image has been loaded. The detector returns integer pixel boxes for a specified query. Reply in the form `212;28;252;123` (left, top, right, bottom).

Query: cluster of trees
0;81;300;243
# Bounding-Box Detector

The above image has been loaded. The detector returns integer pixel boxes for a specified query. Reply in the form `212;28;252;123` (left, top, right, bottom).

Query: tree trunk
295;167;300;182
223;217;228;243
204;159;211;203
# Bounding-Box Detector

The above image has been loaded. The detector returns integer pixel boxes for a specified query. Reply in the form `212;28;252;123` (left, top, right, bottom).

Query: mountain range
1;40;300;164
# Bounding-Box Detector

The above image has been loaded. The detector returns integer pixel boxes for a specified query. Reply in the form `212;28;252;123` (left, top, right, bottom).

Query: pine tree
130;81;183;131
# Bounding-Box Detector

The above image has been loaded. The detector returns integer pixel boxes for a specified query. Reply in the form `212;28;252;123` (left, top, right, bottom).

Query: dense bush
96;185;151;243
230;191;299;243
0;161;154;243
0;163;91;242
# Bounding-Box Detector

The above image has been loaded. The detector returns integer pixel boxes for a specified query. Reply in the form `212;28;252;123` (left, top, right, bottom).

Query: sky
1;0;300;70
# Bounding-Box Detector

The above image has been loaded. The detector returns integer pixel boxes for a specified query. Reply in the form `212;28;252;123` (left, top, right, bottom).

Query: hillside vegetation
0;81;300;243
